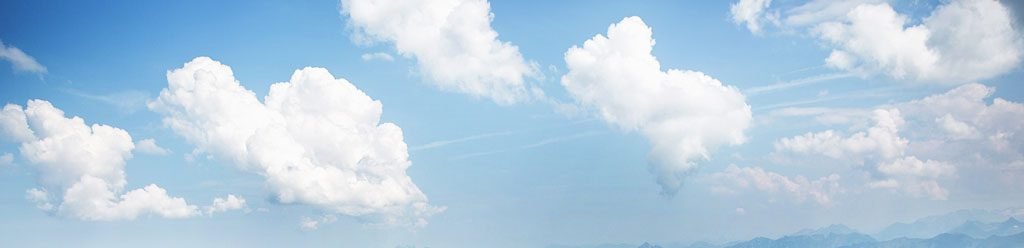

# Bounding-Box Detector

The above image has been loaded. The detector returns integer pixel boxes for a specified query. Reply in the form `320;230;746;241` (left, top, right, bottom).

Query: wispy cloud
451;131;604;160
753;85;910;112
0;40;47;75
745;72;855;96
411;130;516;151
61;88;150;113
519;130;603;149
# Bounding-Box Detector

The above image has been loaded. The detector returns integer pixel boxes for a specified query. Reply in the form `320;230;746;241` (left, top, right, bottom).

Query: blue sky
1;0;1023;247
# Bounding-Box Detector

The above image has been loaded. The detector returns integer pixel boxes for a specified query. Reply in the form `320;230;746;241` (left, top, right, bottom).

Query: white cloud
341;0;539;105
782;0;887;27
935;114;978;140
135;138;171;156
0;40;47;74
562;17;752;195
206;194;247;215
871;156;954;200
0;100;239;220
149;57;442;227
25;188;52;211
772;83;1024;200
361;52;394;62
730;0;775;34
707;165;841;206
734;0;1023;84
775;108;907;162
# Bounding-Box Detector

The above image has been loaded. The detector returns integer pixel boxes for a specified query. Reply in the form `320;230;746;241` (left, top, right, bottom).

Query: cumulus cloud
0;40;47;75
561;17;752;195
0;100;238;220
135;138;171;156
206;194;247;215
773;83;1024;199
733;0;1023;84
775;109;907;162
706;165;841;206
774;108;954;199
870;156;954;200
730;0;775;34
896;83;1024;169
149;57;441;227
340;0;539;105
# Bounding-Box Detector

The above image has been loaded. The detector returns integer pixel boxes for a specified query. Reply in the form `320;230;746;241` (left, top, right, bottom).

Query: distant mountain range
551;208;1024;248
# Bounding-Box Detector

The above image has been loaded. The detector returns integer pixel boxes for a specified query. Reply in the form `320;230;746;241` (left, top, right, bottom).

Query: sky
0;0;1023;247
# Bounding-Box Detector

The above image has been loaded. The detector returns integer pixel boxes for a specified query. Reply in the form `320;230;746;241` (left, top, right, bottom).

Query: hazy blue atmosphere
1;0;1023;247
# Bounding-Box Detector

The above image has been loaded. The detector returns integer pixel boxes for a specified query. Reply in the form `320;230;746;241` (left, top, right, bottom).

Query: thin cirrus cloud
149;57;442;227
0;40;47;75
0;100;243;220
340;0;540;105
561;16;752;195
731;0;1024;85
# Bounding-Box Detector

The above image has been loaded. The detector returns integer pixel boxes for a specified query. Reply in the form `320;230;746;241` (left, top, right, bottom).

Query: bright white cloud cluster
731;0;1023;84
707;165;841;206
562;16;752;194
340;0;539;105
150;57;441;226
0;40;47;75
0;100;238;220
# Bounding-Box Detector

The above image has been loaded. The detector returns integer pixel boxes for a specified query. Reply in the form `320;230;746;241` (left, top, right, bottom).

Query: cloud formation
706;165;841;206
730;0;775;34
135;138;171;156
562;17;752;195
774;83;1024;200
0;100;236;220
732;0;1023;84
341;0;539;105
0;40;47;75
150;57;441;226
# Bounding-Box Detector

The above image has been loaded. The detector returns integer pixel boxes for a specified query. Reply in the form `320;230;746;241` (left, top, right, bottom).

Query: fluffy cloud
896;83;1024;166
206;194;247;215
730;0;775;34
340;0;539;105
706;165;841;206
0;100;237;220
562;17;752;195
774;83;1024;200
135;138;171;156
870;156;954;200
775;109;907;162
0;40;47;75
774;108;954;199
149;57;441;226
732;0;1023;84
